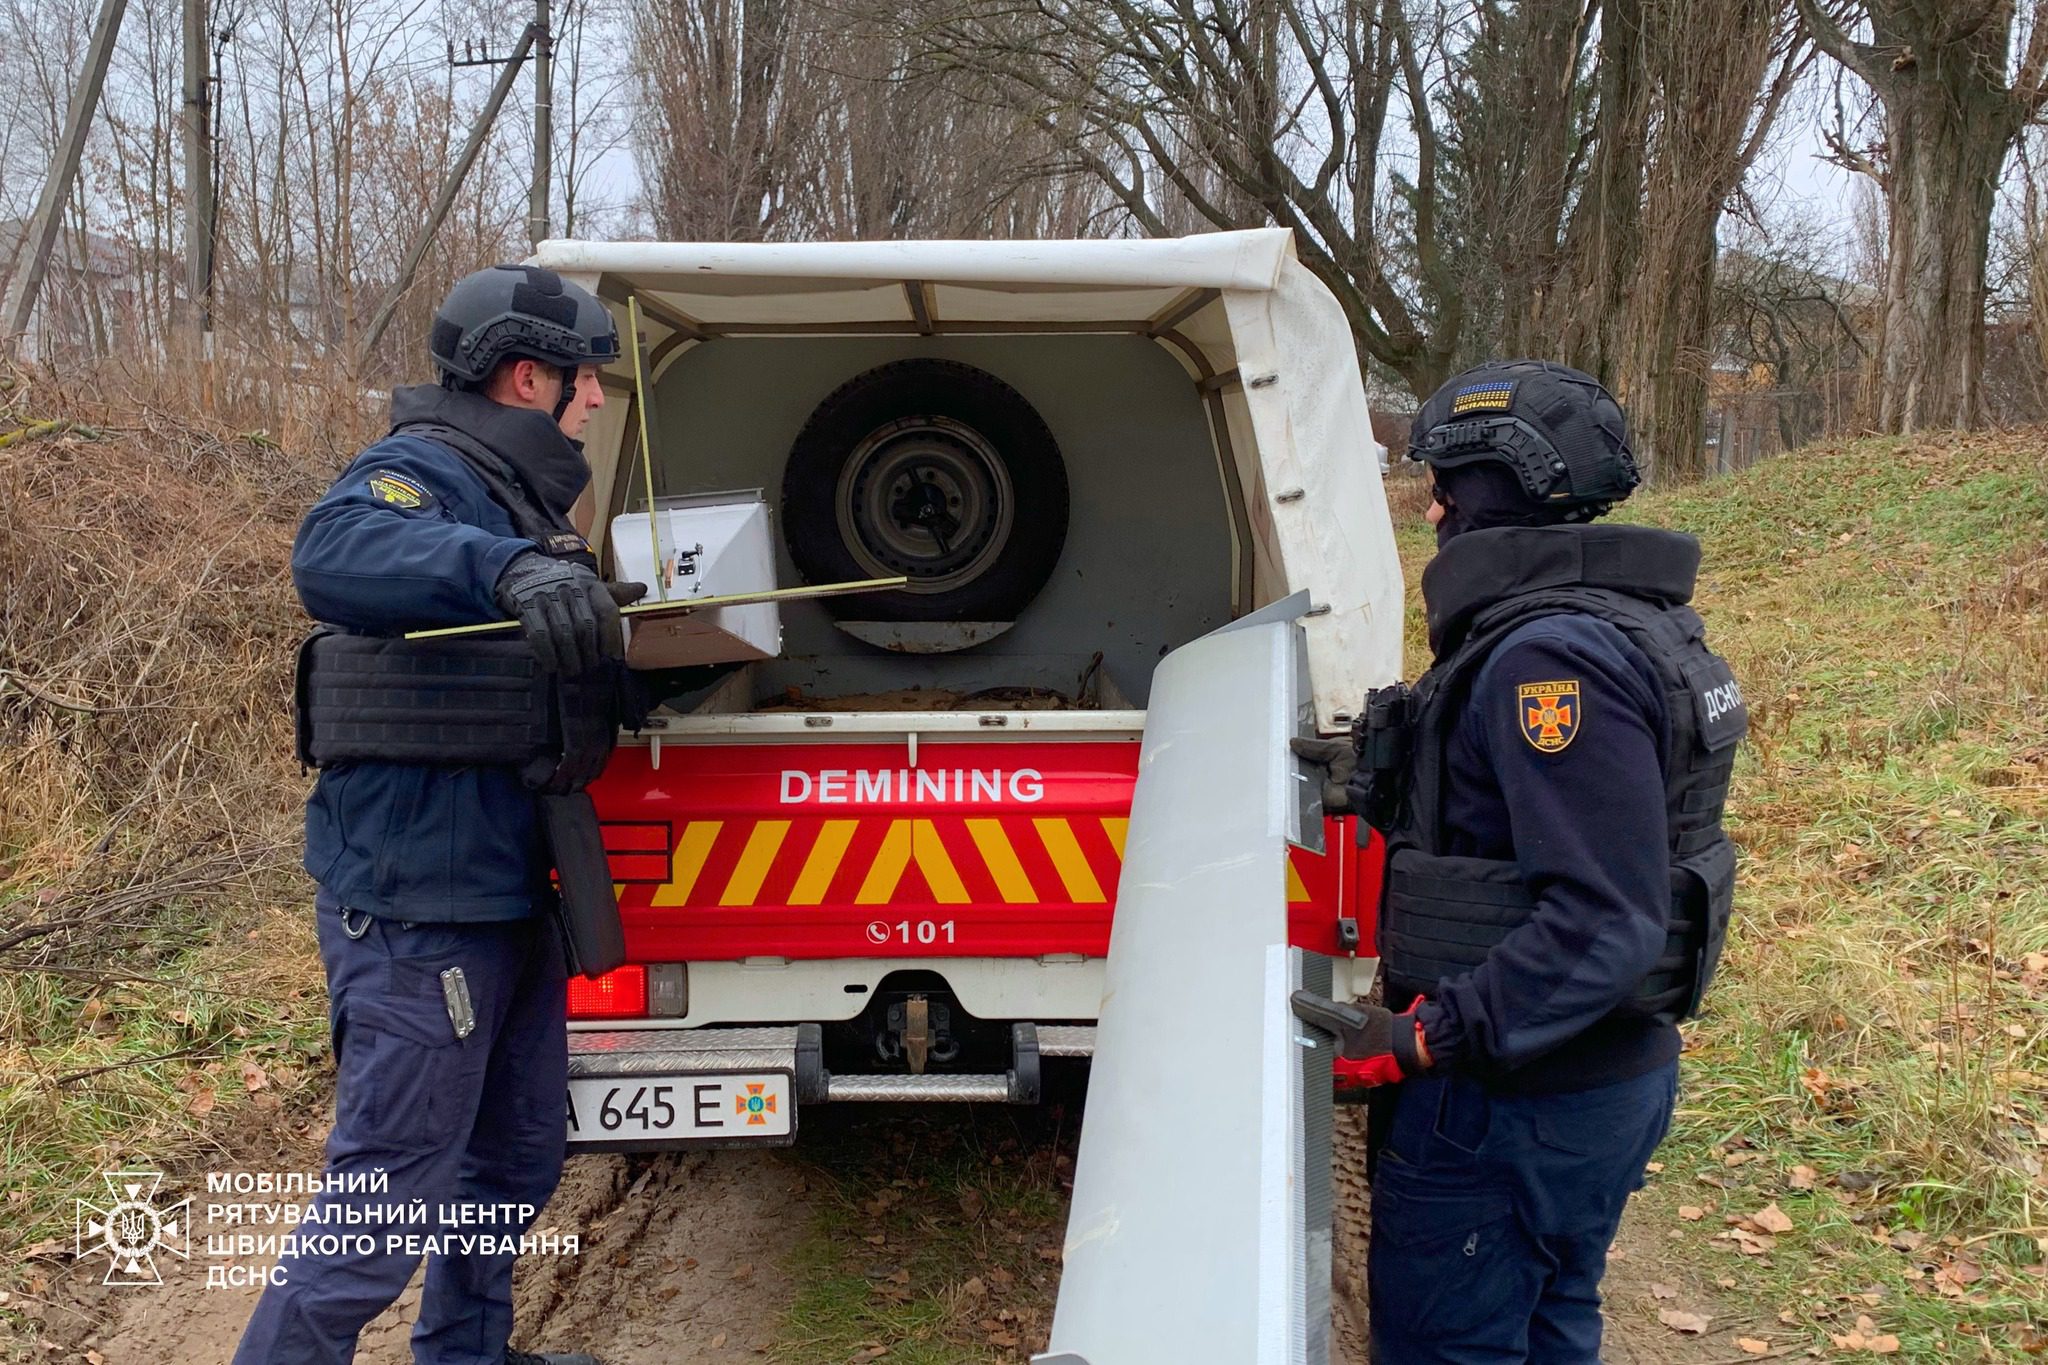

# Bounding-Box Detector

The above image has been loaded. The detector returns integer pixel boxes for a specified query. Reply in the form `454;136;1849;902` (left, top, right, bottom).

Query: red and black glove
1290;991;1431;1087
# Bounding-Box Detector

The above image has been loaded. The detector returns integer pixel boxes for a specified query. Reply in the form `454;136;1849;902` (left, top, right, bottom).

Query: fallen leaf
987;1265;1014;1286
862;1233;886;1246
958;1188;986;1218
1789;1165;1818;1190
1658;1308;1710;1335
187;1088;217;1117
241;1059;269;1091
1886;1230;1924;1252
1751;1203;1795;1235
1678;1206;1706;1221
708;1332;727;1349
887;1267;911;1285
1831;1314;1903;1354
1736;1339;1771;1355
986;1331;1020;1348
963;1276;987;1297
1649;1282;1679;1299
1645;1161;1665;1174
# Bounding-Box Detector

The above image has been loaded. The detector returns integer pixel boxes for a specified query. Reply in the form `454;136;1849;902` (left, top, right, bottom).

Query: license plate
565;1073;793;1144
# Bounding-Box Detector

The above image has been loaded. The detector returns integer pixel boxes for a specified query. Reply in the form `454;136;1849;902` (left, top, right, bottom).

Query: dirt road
32;1107;1748;1364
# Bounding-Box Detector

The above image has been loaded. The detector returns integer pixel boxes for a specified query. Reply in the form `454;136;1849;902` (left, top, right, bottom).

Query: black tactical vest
1377;524;1745;1026
293;406;622;794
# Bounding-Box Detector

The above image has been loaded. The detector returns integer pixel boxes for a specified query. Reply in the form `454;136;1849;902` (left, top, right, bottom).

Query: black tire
781;359;1070;622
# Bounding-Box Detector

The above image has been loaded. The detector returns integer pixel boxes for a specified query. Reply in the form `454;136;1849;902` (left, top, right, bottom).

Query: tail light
567;965;647;1020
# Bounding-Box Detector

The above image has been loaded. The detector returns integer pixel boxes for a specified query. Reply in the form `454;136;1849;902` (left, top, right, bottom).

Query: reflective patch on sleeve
366;469;434;511
1517;679;1581;752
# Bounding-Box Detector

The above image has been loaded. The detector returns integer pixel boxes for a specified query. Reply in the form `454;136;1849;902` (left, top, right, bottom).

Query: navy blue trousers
234;900;568;1365
1368;1062;1678;1364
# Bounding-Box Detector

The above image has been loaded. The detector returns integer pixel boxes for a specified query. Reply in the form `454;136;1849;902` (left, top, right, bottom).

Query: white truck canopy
529;228;1404;727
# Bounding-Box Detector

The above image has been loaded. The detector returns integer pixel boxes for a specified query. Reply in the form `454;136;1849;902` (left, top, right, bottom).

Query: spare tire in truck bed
781;359;1069;625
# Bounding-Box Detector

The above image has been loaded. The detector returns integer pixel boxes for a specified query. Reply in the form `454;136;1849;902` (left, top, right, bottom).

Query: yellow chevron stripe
912;819;970;904
856;820;911;904
651;820;722;905
789;820;858;905
1035;818;1105;903
720;820;790;906
966;819;1036;903
1286;858;1311;903
1099;816;1129;860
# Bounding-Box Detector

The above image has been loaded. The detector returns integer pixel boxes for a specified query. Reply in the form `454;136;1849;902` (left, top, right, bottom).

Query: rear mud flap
1036;592;1335;1365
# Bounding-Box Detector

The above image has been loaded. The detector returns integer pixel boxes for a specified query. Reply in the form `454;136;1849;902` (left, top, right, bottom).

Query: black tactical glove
1290;991;1428;1084
1290;736;1358;814
493;551;647;677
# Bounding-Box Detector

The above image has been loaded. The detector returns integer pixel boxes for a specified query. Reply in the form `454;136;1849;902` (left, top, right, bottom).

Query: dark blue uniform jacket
293;391;566;921
1411;613;1683;1093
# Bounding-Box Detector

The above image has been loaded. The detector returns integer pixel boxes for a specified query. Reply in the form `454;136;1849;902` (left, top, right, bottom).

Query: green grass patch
0;888;326;1338
770;1103;1077;1364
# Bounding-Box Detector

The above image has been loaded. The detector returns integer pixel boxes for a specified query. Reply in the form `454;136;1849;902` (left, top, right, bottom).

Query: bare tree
1796;0;2048;431
913;0;1459;391
1615;0;1809;480
633;0;804;240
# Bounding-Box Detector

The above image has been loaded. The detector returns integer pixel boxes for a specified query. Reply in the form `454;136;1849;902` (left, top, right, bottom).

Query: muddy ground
27;1105;1751;1364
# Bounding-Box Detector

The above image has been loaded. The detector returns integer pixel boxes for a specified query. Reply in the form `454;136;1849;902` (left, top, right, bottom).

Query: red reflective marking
589;742;1385;964
1067;815;1125;895
832;817;892;905
752;819;812;906
1008;816;1068;904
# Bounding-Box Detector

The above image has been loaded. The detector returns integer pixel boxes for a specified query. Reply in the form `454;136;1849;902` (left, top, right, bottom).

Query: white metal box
612;492;781;668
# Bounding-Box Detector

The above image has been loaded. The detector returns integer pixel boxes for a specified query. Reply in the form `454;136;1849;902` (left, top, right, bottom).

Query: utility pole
358;22;540;368
182;0;214;348
528;0;552;249
1;0;129;347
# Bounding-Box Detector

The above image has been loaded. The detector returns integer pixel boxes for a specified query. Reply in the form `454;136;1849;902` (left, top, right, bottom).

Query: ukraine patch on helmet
366;470;431;510
1452;380;1517;414
1517;679;1580;752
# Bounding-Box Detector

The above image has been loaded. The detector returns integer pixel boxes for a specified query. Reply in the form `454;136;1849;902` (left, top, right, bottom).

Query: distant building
0;218;142;357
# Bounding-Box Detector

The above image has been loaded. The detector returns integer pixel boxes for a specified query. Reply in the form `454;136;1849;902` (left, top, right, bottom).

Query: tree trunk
1796;0;2025;434
1878;79;2008;432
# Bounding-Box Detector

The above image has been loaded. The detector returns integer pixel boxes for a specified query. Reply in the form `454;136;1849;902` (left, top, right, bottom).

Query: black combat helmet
429;264;620;386
1408;360;1640;520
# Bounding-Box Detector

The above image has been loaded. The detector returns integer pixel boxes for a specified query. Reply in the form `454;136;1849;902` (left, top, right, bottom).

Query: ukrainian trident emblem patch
1517;680;1581;752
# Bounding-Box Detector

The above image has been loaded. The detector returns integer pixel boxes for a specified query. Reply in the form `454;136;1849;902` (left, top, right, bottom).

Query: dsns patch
1451;380;1517;415
366;469;432;510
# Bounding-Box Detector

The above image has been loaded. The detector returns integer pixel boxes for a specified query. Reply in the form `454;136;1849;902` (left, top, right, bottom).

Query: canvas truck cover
528;228;1404;730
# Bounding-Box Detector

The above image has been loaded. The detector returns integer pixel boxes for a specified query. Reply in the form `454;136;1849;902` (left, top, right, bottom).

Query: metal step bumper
567;1022;1095;1106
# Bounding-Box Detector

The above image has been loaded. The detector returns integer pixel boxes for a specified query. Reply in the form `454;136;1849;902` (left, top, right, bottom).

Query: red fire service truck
535;231;1405;1148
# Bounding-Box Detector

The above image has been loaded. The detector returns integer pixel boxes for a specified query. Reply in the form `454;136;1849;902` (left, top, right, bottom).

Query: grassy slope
1612;432;2048;1359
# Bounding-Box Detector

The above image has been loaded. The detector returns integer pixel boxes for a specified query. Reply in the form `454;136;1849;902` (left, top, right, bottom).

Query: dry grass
0;361;380;1283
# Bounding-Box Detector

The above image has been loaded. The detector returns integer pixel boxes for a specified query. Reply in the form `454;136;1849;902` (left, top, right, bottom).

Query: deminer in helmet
1294;360;1746;1363
235;266;639;1365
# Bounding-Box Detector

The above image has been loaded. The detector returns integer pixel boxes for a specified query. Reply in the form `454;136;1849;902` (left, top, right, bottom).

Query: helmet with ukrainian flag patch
1408;360;1640;518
